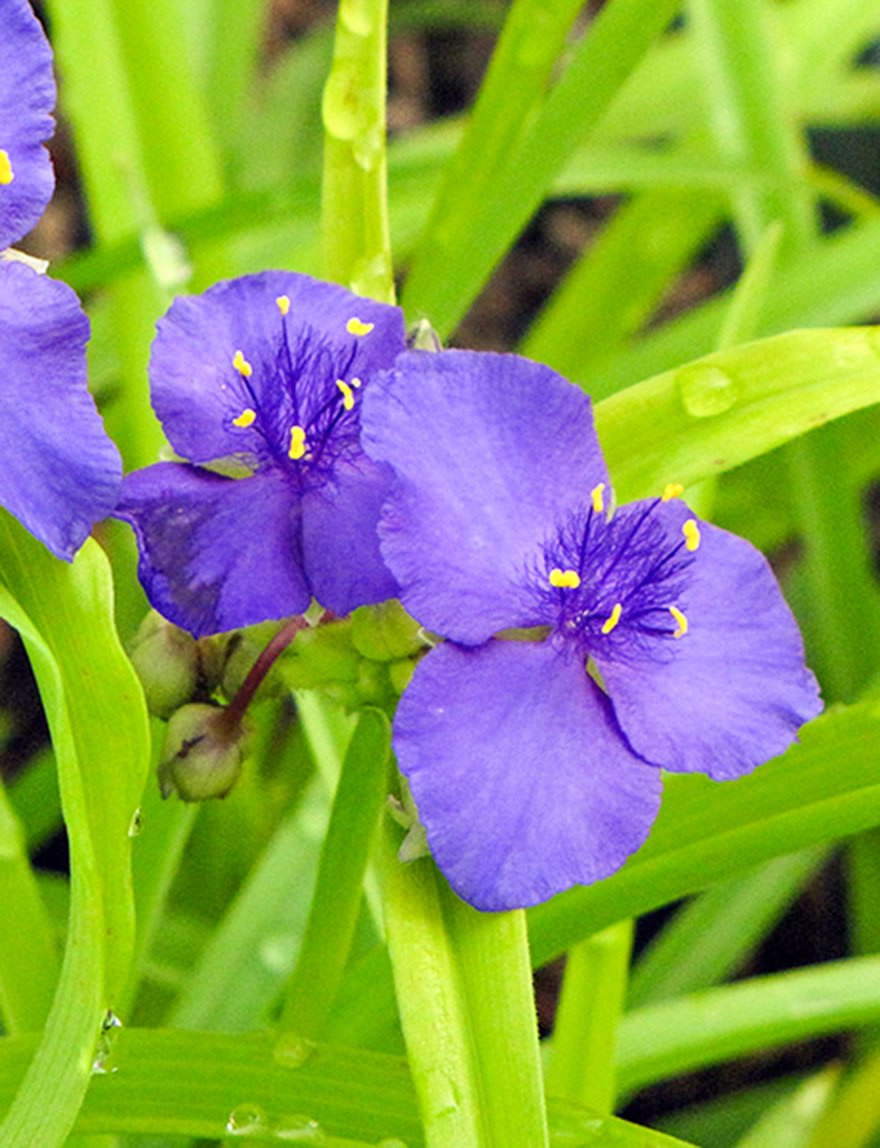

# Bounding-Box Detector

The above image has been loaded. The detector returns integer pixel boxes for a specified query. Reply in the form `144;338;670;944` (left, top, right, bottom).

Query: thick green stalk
545;922;633;1112
321;0;394;300
378;821;549;1148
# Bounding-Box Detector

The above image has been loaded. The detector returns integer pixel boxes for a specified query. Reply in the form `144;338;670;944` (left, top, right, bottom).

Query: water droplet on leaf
274;1033;316;1068
226;1103;268;1135
275;1115;326;1142
128;808;143;837
676;363;739;417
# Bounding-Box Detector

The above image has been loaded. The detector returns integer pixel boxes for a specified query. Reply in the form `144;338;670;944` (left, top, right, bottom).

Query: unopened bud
158;703;247;802
129;612;199;719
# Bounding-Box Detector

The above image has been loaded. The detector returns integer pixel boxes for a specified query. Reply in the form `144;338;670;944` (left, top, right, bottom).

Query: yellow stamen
683;519;701;551
669;605;688;639
590;482;606;514
662;482;684;501
232;407;256;428
276;294;290;315
549;568;580;589
233;349;253;378
336;379;355;411
601;602;622;635
288;425;307;461
0;150;12;185
347;317;374;336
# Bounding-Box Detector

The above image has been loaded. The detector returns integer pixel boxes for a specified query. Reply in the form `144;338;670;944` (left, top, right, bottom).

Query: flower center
222;298;375;485
534;491;700;660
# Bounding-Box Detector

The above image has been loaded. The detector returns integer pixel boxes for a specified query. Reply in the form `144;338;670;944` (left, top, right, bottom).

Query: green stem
277;709;391;1045
321;0;394;300
378;818;548;1148
545;922;633;1112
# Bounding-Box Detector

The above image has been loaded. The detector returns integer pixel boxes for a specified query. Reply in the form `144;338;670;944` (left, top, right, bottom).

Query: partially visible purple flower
362;350;822;912
116;272;405;636
0;0;121;558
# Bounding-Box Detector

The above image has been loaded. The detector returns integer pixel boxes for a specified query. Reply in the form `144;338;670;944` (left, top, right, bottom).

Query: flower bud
129;612;199;719
158;703;247;802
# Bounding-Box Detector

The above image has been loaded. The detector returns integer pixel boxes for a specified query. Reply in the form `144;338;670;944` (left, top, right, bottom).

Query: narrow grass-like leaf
278;709;391;1042
0;781;58;1033
0;1030;697;1146
402;0;681;337
527;697;880;968
616;956;880;1092
627;848;828;1008
594;327;880;503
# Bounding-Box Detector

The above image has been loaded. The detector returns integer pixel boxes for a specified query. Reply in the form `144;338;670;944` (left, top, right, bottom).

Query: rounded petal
0;0;55;248
362;350;610;644
301;454;399;615
150;271;405;464
394;639;662;911
116;463;309;636
0;262;120;558
598;519;823;780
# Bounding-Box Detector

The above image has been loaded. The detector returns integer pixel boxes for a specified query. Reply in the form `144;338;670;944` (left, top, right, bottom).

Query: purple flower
362;350;822;912
116;271;405;636
0;0;121;558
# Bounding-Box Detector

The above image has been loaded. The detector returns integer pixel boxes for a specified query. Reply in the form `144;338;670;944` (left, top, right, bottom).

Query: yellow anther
232;407;256;428
0;150;12;185
662;482;684;501
601;603;622;635
233;349;253;378
347;317;374;336
351;376;363;388
288;425;307;461
549;568;580;589
276;294;290;315
590;483;606;514
669;605;689;639
336;379;355;411
683;519;701;551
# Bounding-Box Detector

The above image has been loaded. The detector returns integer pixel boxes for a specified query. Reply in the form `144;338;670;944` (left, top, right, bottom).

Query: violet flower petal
598;517;822;780
150;271;405;466
362;349;610;644
0;0;54;250
117;463;309;636
394;638;662;911
301;455;399;615
0;262;121;558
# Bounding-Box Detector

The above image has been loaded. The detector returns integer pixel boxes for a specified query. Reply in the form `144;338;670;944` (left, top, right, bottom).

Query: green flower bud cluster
278;601;428;711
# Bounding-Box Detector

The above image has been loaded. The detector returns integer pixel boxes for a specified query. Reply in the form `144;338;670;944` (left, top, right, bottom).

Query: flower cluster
0;0;120;557
116;273;821;910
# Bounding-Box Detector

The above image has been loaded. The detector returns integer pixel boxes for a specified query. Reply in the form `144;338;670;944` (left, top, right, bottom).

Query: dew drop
273;1033;316;1069
339;0;373;36
322;68;361;142
275;1114;326;1142
226;1103;269;1136
424;1068;460;1120
676;363;739;417
128;808;143;837
91;1009;123;1074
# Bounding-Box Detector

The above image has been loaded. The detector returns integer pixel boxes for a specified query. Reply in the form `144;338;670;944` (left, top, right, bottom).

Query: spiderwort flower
116;271;404;636
362;350;822;912
0;0;120;557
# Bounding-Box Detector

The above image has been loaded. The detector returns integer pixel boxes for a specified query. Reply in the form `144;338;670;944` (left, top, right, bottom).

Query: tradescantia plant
2;0;880;1147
